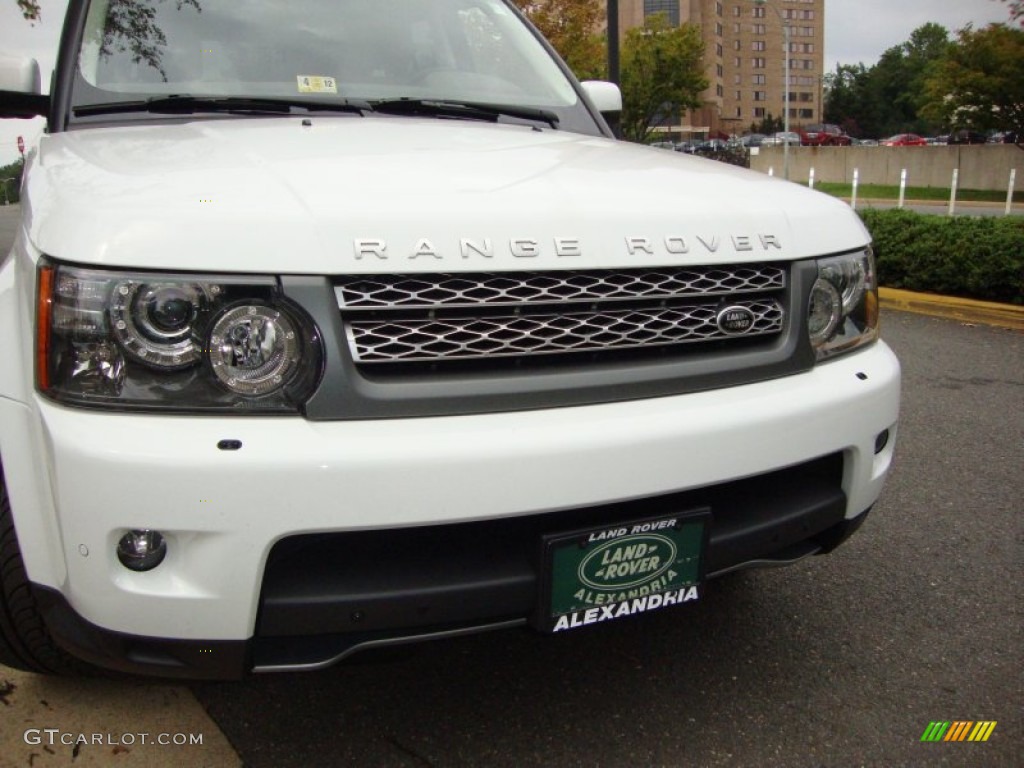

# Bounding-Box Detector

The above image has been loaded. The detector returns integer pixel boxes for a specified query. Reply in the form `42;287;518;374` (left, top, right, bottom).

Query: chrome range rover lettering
624;234;782;255
354;238;584;260
353;234;782;260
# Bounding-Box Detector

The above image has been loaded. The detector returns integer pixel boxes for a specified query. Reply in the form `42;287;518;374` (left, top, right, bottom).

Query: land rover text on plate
0;0;900;679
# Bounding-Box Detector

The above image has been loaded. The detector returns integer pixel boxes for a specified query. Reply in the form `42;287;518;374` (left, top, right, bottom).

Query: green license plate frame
536;509;710;633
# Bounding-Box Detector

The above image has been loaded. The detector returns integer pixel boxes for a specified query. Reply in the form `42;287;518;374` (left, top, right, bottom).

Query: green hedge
859;209;1024;305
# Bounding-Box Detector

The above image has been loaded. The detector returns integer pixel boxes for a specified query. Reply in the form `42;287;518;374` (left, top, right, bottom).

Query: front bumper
14;341;899;677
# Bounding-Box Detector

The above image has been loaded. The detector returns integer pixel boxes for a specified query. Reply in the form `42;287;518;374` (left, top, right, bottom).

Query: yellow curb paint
0;665;241;768
880;288;1024;331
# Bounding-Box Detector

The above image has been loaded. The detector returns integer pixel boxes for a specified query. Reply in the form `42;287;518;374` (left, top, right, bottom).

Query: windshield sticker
297;76;338;94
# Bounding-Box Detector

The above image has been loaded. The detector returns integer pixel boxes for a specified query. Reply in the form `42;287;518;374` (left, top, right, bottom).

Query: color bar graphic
920;721;997;742
968;722;998;742
921;722;950;742
944;722;973;741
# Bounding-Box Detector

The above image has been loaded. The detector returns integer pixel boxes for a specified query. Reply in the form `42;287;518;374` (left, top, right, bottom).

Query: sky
0;0;1017;166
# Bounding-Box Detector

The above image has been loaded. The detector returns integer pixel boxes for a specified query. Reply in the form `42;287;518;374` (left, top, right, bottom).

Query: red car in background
799;124;853;146
881;134;928;146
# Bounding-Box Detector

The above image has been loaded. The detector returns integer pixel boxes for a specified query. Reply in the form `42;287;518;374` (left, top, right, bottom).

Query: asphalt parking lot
0;204;1021;767
188;310;1023;768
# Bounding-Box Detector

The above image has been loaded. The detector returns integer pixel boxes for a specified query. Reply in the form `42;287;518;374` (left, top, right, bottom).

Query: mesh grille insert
336;265;787;366
338;265;785;309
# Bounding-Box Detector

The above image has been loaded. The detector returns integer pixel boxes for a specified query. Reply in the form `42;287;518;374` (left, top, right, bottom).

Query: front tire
0;460;94;675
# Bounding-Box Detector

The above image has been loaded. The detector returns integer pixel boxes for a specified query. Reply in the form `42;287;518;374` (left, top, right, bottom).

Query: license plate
537;510;709;633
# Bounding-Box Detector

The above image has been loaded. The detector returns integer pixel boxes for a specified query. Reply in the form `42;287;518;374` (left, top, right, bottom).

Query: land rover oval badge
716;305;756;335
578;534;678;591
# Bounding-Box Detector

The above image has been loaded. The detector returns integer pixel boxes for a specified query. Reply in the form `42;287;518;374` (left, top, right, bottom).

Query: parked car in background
739;133;766;148
881;134;927;147
948;129;987;145
855;139;879;147
988;131;1019;144
761;131;801;146
693;139;730;156
799;124;852;147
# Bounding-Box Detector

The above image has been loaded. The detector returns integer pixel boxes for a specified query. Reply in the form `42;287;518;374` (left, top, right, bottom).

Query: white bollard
809;167;815;189
898;169;907;209
949;168;959;216
851;168;859;211
768;166;774;177
1007;169;1017;216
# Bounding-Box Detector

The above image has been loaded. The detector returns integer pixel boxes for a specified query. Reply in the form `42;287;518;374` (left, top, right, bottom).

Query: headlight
110;280;213;370
808;249;879;361
208;305;303;396
37;262;323;412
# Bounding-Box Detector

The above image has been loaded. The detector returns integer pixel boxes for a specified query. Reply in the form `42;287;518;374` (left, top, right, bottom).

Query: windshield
71;0;598;132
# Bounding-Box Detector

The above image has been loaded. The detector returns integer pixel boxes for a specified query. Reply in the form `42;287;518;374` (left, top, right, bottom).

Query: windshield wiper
368;98;559;128
74;95;372;118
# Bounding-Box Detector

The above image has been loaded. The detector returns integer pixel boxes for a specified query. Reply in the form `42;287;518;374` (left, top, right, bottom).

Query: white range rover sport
0;0;900;679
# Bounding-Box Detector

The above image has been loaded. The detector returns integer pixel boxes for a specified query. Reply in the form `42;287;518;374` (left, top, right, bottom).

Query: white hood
25;117;869;274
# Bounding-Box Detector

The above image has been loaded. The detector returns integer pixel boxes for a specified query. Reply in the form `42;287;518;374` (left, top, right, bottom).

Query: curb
0;665;243;768
835;197;1023;213
856;198;1022;210
879;288;1024;331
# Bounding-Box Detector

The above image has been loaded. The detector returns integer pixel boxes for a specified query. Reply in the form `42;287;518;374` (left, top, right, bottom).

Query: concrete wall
750;145;1023;190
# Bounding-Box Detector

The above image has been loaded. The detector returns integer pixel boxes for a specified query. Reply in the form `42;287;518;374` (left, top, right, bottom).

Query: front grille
338;265;785;309
346;300;782;363
336;265;787;367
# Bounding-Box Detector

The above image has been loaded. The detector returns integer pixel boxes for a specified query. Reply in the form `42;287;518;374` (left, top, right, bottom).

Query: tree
16;0;40;21
14;2;204;79
867;23;950;136
619;13;707;143
0;160;24;205
73;0;201;81
511;0;606;80
823;63;872;136
750;113;782;136
922;23;1024;136
994;0;1023;26
824;24;950;138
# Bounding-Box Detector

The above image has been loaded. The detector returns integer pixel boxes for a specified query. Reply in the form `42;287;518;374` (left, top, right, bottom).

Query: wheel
0;460;94;675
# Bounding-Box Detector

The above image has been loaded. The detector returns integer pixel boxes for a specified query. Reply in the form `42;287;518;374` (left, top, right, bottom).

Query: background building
617;0;825;138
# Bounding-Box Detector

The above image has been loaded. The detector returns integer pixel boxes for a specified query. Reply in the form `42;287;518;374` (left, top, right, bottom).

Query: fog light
116;530;167;571
874;429;890;454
